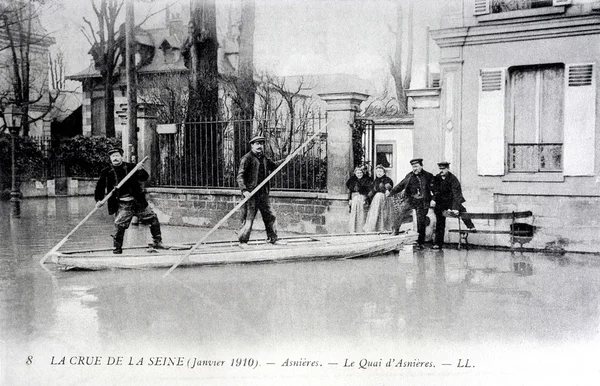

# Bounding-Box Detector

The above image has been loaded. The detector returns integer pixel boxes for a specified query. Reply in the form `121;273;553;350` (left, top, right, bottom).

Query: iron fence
156;113;328;192
508;143;562;172
28;135;66;180
353;118;376;176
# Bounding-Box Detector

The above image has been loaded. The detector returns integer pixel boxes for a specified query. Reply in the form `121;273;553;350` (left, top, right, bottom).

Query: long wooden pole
163;128;329;277
40;156;149;265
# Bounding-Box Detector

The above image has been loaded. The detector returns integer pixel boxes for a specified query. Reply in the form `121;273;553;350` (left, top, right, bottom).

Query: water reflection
2;197;600;384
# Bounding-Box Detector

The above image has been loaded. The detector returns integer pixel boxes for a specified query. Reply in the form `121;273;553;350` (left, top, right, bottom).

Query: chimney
166;6;184;39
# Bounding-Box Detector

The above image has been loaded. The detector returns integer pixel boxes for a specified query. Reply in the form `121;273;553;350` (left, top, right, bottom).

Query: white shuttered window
477;68;506;175
564;64;596;176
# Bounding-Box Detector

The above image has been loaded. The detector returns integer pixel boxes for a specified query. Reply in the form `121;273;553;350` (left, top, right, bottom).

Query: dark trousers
434;204;474;246
113;201;162;251
239;193;277;243
415;206;429;245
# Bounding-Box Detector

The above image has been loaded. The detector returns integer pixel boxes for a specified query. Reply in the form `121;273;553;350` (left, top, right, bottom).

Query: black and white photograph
1;0;600;384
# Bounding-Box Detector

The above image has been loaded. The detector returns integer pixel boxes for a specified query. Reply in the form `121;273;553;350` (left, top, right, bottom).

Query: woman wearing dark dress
346;166;373;233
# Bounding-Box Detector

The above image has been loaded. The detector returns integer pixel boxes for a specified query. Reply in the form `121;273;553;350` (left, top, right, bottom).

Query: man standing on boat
431;161;476;250
389;158;434;249
95;147;165;254
237;135;284;245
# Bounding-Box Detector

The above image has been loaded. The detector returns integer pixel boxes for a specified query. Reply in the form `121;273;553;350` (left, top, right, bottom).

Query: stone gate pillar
136;104;158;179
318;91;369;234
318;92;369;195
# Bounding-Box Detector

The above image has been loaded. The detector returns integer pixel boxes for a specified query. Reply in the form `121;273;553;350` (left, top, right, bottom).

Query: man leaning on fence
431;161;476;250
237;135;284;246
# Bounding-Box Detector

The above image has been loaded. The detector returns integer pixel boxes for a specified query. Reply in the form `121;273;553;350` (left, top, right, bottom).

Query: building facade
429;0;600;252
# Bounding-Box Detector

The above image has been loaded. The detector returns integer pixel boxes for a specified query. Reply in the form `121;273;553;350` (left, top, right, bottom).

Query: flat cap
249;135;266;144
409;158;423;165
108;147;124;155
437;161;450;168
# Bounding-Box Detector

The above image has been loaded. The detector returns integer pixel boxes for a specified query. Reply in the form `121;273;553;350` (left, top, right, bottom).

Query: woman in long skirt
364;165;394;232
346;166;372;233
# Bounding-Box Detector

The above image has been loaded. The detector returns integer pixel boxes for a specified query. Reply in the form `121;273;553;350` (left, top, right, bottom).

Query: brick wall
147;187;349;234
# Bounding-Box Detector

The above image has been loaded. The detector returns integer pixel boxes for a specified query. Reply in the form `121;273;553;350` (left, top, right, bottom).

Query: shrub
0;134;46;191
55;135;121;177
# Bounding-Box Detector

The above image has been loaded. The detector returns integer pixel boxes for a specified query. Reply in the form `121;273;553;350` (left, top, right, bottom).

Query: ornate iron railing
507;143;562;172
492;0;554;13
156;114;328;192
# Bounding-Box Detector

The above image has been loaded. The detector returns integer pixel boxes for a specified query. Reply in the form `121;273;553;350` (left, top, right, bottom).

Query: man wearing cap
389;158;434;249
431;161;475;250
94;147;165;254
236;135;284;245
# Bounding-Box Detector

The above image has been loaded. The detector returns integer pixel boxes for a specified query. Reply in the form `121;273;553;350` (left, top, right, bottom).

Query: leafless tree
1;0;60;136
80;0;173;137
389;0;413;114
183;0;219;121
255;73;320;159
81;0;124;138
137;70;188;124
48;48;65;90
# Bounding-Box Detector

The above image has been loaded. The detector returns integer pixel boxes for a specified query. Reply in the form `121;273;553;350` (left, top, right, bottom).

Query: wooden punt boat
46;231;418;270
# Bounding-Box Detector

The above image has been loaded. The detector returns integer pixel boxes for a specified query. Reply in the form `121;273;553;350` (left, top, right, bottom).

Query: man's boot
112;226;126;254
149;217;166;249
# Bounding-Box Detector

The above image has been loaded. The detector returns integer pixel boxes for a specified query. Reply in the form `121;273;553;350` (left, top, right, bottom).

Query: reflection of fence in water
157;114;328;191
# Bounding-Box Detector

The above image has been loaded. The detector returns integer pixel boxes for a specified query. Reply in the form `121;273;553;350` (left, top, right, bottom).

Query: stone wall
20;177;98;198
495;194;600;254
147;187;349;235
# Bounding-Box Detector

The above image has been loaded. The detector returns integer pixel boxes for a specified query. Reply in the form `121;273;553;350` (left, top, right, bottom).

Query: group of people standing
93;135;473;254
347;158;475;250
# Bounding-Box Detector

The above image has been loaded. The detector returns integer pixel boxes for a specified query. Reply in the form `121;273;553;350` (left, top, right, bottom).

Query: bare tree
1;0;59;136
181;0;220;185
183;0;219;121
49;49;65;90
268;75;306;155
229;0;255;156
254;73;319;159
138;71;188;124
389;0;413;114
81;0;124;138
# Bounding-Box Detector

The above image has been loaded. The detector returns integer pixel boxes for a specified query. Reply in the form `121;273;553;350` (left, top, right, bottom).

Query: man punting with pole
94;147;165;254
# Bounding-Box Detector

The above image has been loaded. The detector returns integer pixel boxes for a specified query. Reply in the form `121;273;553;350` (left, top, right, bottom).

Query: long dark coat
432;172;466;211
94;162;149;215
237;151;281;195
389;170;434;209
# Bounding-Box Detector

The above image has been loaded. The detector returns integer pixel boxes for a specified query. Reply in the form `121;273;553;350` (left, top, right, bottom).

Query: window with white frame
477;63;596;177
474;0;571;15
507;64;564;172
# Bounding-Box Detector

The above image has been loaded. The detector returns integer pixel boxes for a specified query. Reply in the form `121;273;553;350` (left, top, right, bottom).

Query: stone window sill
502;173;565;183
477;6;565;22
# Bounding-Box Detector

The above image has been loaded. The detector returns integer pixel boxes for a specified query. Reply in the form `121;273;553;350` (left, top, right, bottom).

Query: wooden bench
444;210;535;250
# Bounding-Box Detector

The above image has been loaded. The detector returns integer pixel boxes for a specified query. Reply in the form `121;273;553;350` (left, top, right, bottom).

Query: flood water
1;197;600;385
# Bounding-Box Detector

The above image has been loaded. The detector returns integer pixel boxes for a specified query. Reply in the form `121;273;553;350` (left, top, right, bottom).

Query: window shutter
564;63;595;176
477;68;506;176
553;0;572;6
474;0;490;15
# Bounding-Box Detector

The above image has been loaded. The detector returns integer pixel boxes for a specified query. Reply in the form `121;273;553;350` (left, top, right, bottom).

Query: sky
41;0;442;95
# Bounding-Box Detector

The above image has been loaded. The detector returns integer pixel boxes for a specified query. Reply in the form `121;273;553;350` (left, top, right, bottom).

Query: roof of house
47;91;83;122
67;26;187;81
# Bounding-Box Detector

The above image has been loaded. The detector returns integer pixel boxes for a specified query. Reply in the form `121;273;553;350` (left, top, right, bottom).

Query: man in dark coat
95;147;164;254
431;162;475;249
389;158;434;248
237;135;283;245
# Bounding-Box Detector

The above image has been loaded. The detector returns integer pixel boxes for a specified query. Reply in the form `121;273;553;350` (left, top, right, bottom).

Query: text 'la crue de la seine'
47;355;474;370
